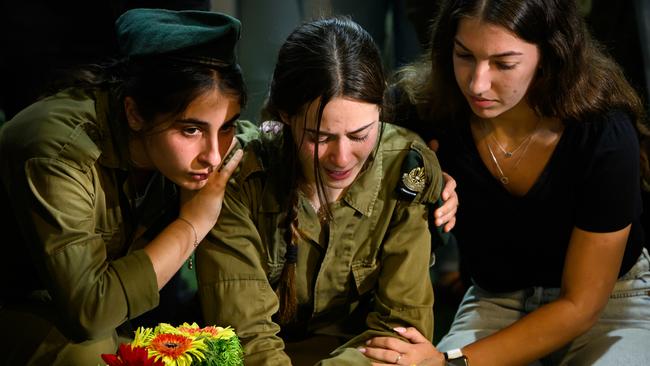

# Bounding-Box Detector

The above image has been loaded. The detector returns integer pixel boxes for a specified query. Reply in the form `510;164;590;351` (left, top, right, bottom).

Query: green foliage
198;336;243;366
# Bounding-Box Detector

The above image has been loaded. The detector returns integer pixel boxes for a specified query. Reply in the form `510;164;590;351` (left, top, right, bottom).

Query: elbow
574;312;600;336
58;301;124;342
565;298;606;336
581;307;603;333
61;315;119;342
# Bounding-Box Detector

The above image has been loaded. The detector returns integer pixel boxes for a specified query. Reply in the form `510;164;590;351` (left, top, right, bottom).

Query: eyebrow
454;39;523;58
305;121;376;137
176;113;240;127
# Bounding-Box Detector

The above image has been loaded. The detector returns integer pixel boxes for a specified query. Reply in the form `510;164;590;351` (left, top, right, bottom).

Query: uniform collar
339;149;382;216
246;135;383;217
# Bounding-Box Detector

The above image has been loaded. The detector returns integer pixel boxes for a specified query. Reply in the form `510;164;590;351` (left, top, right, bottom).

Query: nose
468;61;491;95
326;138;351;168
197;136;221;168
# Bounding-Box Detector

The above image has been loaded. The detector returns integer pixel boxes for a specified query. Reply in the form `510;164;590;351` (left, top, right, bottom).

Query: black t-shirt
403;109;645;292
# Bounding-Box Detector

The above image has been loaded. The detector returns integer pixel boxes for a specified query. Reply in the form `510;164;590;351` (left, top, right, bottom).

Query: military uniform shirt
197;124;443;365
0;87;179;364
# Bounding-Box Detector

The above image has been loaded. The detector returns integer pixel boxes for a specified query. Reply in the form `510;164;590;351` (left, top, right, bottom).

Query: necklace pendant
504;152;513;158
500;176;510;185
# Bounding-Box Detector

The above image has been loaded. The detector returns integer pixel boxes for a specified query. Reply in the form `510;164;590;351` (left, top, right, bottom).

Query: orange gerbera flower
148;332;207;366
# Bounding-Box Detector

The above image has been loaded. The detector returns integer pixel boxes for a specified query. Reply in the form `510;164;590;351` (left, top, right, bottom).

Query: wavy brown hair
394;0;645;128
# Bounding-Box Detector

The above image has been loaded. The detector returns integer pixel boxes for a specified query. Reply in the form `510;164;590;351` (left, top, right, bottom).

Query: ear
124;97;145;132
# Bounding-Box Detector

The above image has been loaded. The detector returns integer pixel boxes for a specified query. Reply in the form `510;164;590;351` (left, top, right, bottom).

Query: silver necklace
482;120;537;185
485;118;540;158
485;140;510;184
490;132;532;158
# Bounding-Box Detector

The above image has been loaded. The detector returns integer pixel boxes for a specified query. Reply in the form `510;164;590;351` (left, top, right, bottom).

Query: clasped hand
359;327;445;366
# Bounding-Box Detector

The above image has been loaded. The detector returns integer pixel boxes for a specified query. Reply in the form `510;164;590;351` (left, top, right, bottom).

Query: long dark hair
46;56;246;131
394;0;644;126
263;17;385;324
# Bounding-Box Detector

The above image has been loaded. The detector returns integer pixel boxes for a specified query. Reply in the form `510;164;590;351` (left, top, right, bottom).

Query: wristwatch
444;348;470;366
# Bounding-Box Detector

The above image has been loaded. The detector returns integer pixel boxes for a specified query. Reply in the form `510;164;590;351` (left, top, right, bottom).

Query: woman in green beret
0;9;245;365
197;17;458;365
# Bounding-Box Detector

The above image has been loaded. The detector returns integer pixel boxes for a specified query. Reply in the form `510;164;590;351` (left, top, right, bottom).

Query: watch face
447;356;469;366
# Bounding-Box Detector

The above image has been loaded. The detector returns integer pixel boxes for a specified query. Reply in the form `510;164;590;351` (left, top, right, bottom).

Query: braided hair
262;17;385;324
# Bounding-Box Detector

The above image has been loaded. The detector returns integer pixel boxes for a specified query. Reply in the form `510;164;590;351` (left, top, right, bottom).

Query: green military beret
115;8;241;67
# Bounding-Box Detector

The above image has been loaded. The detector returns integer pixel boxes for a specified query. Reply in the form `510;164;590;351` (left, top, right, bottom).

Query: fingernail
393;327;406;333
366;339;371;345
358;347;366;353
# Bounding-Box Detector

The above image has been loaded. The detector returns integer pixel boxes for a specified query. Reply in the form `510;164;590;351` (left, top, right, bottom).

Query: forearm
376;204;435;338
45;248;158;339
463;296;600;366
319;347;373;365
144;218;202;288
200;277;290;366
197;196;289;364
242;335;291;366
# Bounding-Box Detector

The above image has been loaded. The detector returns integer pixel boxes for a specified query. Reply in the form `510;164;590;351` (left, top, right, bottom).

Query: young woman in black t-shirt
359;0;650;365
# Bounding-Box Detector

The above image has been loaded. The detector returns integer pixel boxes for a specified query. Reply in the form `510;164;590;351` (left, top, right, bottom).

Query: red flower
101;344;164;366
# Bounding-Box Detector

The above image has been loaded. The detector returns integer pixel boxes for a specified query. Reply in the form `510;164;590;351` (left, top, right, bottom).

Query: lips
469;96;496;108
324;168;352;181
190;172;210;181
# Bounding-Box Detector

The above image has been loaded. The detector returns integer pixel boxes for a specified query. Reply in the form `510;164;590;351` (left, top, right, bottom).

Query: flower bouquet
101;322;243;366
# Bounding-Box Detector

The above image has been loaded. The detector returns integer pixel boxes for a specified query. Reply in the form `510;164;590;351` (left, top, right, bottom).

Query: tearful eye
183;127;201;136
307;133;329;144
349;134;369;142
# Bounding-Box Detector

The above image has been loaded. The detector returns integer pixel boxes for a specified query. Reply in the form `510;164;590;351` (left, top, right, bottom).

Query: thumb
394;327;429;344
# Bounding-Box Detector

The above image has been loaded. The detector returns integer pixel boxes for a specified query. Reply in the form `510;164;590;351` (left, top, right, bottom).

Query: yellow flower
201;325;236;340
132;326;155;347
177;322;202;337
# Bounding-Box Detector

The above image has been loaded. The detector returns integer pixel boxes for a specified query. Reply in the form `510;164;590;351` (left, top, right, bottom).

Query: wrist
444;348;470;366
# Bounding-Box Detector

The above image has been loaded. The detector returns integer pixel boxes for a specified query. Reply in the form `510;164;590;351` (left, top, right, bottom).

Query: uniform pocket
351;261;380;296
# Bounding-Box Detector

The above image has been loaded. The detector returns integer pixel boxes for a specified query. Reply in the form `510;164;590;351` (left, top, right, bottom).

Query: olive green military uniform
0;88;191;365
197;124;442;365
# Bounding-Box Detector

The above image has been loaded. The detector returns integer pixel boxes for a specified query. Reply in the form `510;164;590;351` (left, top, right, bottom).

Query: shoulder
234;122;287;186
0;88;103;171
379;123;442;203
572;110;639;152
379;123;437;167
